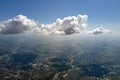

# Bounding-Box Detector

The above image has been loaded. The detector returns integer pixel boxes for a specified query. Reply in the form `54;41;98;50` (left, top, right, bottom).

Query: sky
0;0;120;31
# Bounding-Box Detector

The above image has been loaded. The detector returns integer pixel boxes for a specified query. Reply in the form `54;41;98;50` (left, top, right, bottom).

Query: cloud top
34;15;88;35
0;15;36;34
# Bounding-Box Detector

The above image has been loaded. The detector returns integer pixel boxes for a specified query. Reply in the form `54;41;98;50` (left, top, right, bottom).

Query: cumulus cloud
88;27;112;34
0;14;112;35
34;15;88;35
0;15;36;34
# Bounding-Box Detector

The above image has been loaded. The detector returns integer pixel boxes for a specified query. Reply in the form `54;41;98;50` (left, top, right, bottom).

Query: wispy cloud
88;27;112;34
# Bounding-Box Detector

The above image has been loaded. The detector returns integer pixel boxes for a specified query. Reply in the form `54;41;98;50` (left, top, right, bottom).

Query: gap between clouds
0;15;112;35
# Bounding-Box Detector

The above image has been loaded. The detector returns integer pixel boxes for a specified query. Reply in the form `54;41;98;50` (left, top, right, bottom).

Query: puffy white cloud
34;15;88;35
0;14;113;35
88;27;112;34
0;15;37;34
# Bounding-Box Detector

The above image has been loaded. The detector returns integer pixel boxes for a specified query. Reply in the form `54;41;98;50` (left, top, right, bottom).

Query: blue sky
0;0;120;29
